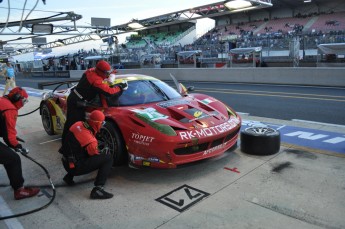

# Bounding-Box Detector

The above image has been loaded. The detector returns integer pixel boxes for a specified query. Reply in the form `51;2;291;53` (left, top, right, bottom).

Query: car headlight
135;114;176;136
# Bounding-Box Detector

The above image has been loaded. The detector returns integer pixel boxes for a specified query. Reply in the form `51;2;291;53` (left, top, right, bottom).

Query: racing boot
90;186;113;199
14;187;40;200
63;174;75;186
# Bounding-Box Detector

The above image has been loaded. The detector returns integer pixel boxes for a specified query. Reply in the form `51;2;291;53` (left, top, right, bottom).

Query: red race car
40;74;241;168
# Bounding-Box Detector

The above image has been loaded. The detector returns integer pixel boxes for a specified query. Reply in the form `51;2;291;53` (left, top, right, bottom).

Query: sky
0;0;222;61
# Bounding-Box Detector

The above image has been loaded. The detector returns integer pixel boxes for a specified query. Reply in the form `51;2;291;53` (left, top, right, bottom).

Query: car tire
41;103;55;135
240;127;280;156
98;122;127;166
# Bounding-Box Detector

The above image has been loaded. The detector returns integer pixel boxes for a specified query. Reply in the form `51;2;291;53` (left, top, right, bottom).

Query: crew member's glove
117;80;128;91
105;74;116;87
15;144;29;155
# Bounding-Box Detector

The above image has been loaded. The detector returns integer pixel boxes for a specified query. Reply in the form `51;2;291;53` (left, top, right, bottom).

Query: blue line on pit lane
0;86;47;97
242;120;345;154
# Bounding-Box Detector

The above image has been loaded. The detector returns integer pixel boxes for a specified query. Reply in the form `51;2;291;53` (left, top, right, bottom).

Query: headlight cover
42;91;53;101
226;106;237;118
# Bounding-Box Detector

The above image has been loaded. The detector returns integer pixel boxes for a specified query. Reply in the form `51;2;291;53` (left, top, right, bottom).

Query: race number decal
156;184;210;212
132;108;168;121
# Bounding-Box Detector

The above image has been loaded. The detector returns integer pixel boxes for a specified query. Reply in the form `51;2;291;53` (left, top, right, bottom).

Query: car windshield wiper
146;80;169;101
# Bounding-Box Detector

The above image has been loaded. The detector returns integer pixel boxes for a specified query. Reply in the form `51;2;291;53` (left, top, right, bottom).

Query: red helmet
95;60;111;78
88;110;105;133
7;87;28;109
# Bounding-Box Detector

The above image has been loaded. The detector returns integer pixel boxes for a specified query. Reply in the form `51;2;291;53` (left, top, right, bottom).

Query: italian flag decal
201;98;215;104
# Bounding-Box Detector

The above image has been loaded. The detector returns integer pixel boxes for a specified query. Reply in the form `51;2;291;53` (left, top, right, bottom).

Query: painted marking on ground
0;196;24;228
224;167;240;173
156;184;209;212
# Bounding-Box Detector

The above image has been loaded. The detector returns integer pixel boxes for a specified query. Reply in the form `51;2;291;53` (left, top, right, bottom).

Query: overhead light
55;39;65;46
128;21;144;29
304;0;312;2
231;6;256;12
32;24;53;34
225;0;252;10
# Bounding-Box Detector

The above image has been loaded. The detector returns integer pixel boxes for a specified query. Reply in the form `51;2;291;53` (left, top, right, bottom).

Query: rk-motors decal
179;117;240;140
156;184;210;212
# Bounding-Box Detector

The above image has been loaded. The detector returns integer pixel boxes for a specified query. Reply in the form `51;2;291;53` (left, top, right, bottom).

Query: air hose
0;143;56;220
18;106;40;117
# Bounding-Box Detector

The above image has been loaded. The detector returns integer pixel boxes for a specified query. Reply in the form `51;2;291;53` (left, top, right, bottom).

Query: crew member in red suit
60;110;114;199
0;87;40;200
62;60;127;141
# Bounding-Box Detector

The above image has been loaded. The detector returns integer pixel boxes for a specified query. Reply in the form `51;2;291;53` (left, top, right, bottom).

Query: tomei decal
131;133;155;146
179;117;240;140
132;107;168;121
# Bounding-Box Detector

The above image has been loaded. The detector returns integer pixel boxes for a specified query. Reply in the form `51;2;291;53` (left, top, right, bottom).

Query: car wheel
97;122;127;166
41;103;55;135
240;127;280;155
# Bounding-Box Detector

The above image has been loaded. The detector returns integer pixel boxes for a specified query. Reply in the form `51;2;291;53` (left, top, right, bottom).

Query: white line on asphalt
276;125;286;130
191;82;345;90
237;112;249;115
292;119;345;128
39;138;62;144
0;196;24;229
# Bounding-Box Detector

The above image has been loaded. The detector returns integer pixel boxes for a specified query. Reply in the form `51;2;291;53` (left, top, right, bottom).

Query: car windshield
106;79;182;107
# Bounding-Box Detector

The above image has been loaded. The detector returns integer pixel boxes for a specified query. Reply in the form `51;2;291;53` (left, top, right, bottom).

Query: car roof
115;74;158;81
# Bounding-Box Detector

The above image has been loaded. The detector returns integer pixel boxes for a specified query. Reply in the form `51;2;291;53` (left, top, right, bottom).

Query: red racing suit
61;121;113;187
62;68;122;140
73;68;121;101
0;97;21;148
63;121;99;160
0;96;25;190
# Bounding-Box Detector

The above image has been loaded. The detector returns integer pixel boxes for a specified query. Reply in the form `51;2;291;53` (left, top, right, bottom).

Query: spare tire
240;127;280;155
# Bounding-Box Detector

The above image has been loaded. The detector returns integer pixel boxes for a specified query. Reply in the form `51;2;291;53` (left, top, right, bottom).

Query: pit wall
69;67;345;87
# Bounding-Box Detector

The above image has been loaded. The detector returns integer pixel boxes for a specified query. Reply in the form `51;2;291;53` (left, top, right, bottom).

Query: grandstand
9;0;345;71
88;0;345;68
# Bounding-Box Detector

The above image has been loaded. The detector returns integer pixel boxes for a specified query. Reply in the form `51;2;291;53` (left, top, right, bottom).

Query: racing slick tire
41;103;55;135
240;127;280;156
98;121;127;166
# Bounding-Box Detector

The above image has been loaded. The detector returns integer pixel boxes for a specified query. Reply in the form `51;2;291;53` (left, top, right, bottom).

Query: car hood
124;95;238;130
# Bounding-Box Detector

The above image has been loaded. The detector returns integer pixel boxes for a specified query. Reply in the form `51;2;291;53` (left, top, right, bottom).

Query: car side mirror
187;86;194;92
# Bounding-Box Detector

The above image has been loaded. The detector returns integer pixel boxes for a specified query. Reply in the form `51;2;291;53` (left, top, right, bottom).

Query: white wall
70;67;345;87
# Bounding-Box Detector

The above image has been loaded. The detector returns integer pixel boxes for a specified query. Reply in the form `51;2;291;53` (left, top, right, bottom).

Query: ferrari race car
40;74;241;169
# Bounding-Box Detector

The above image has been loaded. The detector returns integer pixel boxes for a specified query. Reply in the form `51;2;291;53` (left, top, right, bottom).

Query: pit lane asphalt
1;90;345;229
